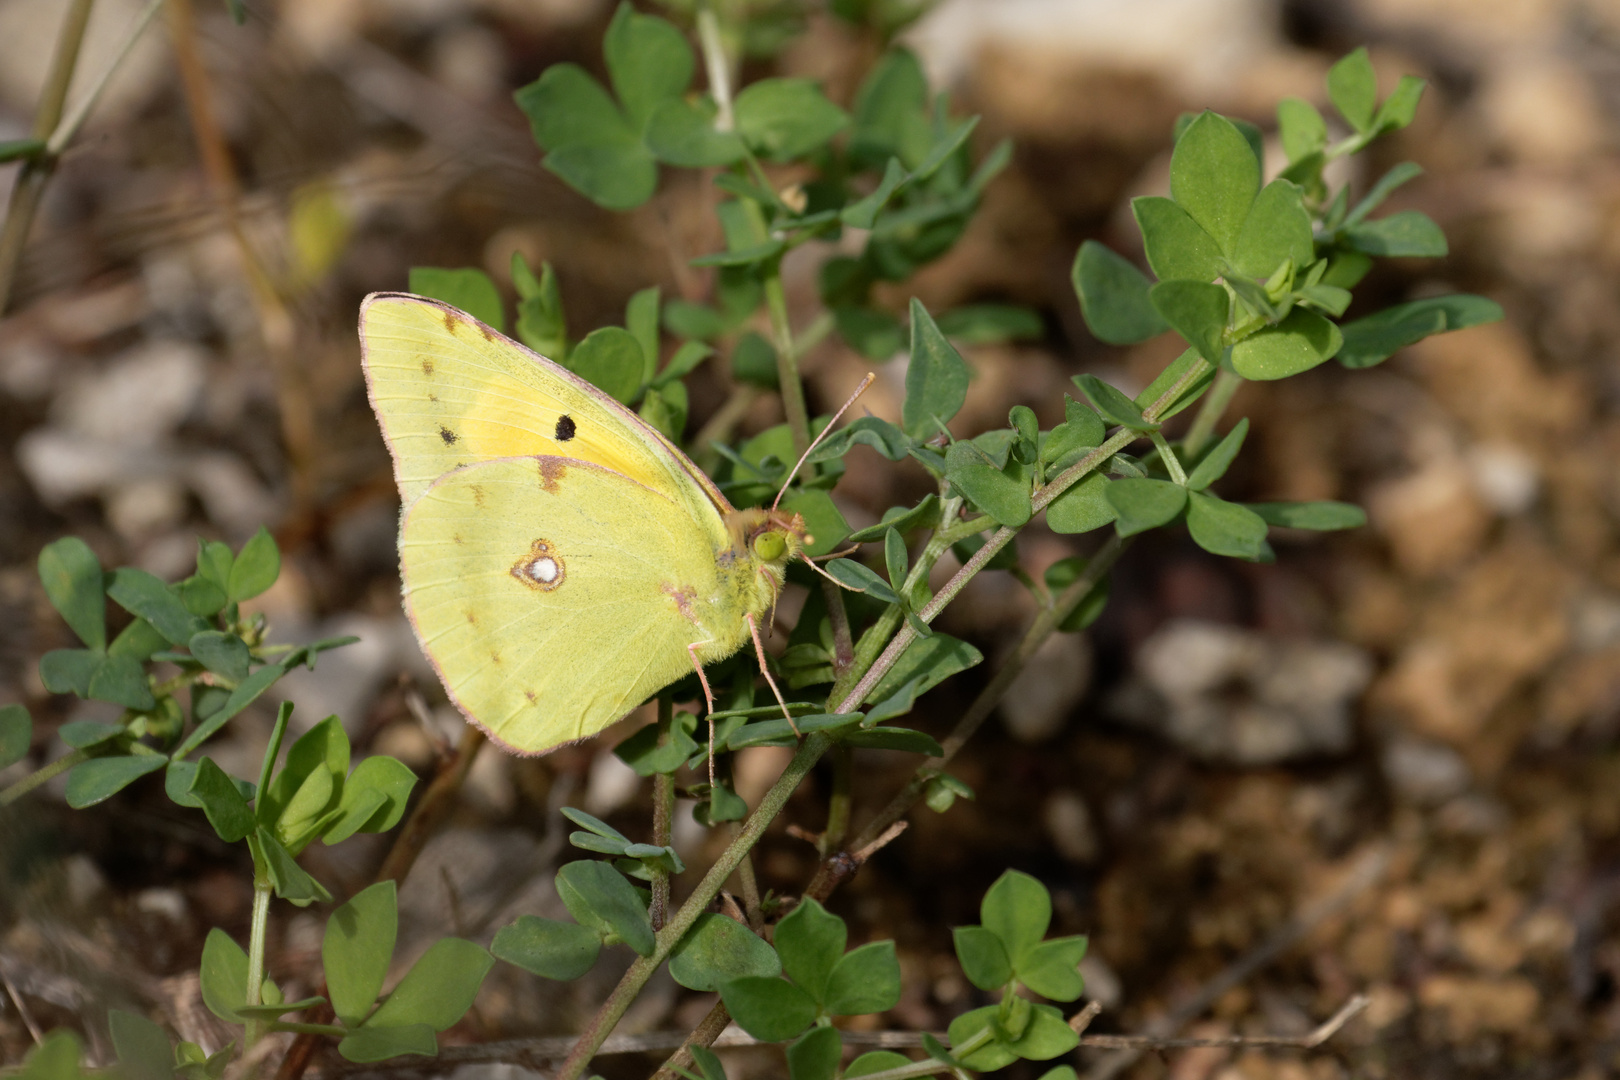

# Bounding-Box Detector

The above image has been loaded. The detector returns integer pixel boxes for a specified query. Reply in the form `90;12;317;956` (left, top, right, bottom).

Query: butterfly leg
746;612;801;736
687;642;719;787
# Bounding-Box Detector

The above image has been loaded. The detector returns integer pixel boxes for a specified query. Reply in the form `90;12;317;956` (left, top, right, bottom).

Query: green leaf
407;268;504;335
1039;397;1105;467
567;326;644;404
110;1009;173;1080
189;631;251;683
200;929;249;1021
513;254;568;358
626;285;662;386
719;976;818;1042
364;937;493;1031
729;329;779;388
847;1051;913;1078
233;997;326;1019
107;568;206;646
1072;241;1169;345
1170;112;1260;256
1018;936;1088;1001
1136;347;1214;421
1337;294;1502;369
263;714;347;839
1328;47;1378;132
849;48;928;165
196;538;233;592
640;381;688;441
808;415;910;465
980;870;1051;969
38;537;105;651
1039;1068;1080;1080
843;157;909;228
1185;417;1248;491
0;703;30;769
1073;373;1157;431
556;859;655;956
322;755;418;844
1186;492;1269;559
493;916;601;982
1342;210;1447;257
108;617;167;661
834;305;904;361
58;719;123;749
1229;307;1341;380
1231;180;1314;281
41;648;100;697
87;656;155;710
953;925;1012;990
844;726;943;755
824;940;901;1015
1132;196;1223;283
947;461;1031;528
1298;284;1352;317
867;631;981;704
19;1029;86;1080
176;575;228;618
337;1025;437;1063
1046;472;1115;535
1106;478;1187;537
901;299;970;438
786;1025;841;1080
65;755;165;808
171;662;288;760
1149;280;1228;366
1277;97;1326;162
781;489;851;558
948;1004;1016;1071
165;759;253;809
547;140;659;213
1343;162;1423;228
646;98;747;166
688;1046;729;1080
656;340;714;386
1374;75;1426;133
254;827;332;905
322;881;398;1025
1044;557;1111;632
561;806;628;841
775;897;846;1004
602;2;693;132
671;913;782;991
825;559;899;605
189;758;255;842
1247;500;1366;530
883;527;909;594
936;304;1042;346
734;78;850;160
846;495;938;544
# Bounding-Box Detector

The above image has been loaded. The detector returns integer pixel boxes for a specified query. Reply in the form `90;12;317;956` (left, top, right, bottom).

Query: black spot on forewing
440;426;458;445
555;414;577;441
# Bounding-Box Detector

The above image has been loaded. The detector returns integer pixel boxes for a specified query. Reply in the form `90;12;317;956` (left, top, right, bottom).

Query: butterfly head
733;507;811;567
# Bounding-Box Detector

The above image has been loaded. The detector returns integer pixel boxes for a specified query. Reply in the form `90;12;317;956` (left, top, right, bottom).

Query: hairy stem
764;264;812;455
821;743;853;856
1180;369;1242;460
0;0;93;314
650;698;675;932
245;868;273;1046
0;748;89;808
555;734;831;1080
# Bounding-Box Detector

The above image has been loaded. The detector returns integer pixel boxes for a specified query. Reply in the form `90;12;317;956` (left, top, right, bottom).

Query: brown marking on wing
421;358;434;375
428;392;438;402
490;649;501;664
443;309;458;336
470;484;485;508
439;425;458;445
479;322;495;341
511;538;566;592
538;458;566;493
465;609;478;625
524;690;538;704
661;583;700;627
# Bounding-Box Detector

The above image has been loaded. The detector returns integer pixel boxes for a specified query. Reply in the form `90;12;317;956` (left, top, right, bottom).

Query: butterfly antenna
773;373;876;511
798;551;851;588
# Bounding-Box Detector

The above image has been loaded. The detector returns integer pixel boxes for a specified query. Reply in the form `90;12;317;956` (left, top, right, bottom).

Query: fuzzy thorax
722;506;809;616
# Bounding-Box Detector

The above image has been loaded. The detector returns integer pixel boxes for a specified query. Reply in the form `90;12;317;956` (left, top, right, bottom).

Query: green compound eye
752;532;787;562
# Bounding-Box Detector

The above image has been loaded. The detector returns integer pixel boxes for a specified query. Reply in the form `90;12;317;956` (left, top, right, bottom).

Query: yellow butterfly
359;292;812;756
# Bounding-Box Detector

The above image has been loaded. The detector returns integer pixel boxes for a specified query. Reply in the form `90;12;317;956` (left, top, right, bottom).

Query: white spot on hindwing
510;538;565;592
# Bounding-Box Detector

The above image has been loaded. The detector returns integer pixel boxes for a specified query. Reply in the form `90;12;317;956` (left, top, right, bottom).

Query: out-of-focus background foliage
3;0;1620;1076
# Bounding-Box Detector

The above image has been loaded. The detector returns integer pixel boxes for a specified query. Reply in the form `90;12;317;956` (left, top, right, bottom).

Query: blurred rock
106;476;187;541
1079;952;1123;1009
1417;974;1539;1041
581;747;641;818
1477;50;1606;168
1043;789;1099;863
273;614;432;738
55;340;205;446
1367;458;1491;578
1110;619;1372;764
1381;734;1469;805
1464;442;1539;516
999;631;1091;743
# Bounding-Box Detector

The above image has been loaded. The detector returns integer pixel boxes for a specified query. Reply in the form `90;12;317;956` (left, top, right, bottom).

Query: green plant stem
256;703;292;801
695;2;733;131
0;747;89;807
847;1025;997;1080
555;733;832;1080
650;698;675;932
763;265;812;454
45;0;164;157
0;0;93;315
1149;430;1187;485
1180;369;1242;459
245;867;274;1046
823;579;855;673
820;743;853;856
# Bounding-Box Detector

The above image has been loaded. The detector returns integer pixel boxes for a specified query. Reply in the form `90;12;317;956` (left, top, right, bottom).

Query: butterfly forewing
360;292;728;521
399;456;750;754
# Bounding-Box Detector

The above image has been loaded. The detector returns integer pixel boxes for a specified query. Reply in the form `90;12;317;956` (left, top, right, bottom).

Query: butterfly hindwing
399;455;749;754
360;292;728;520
